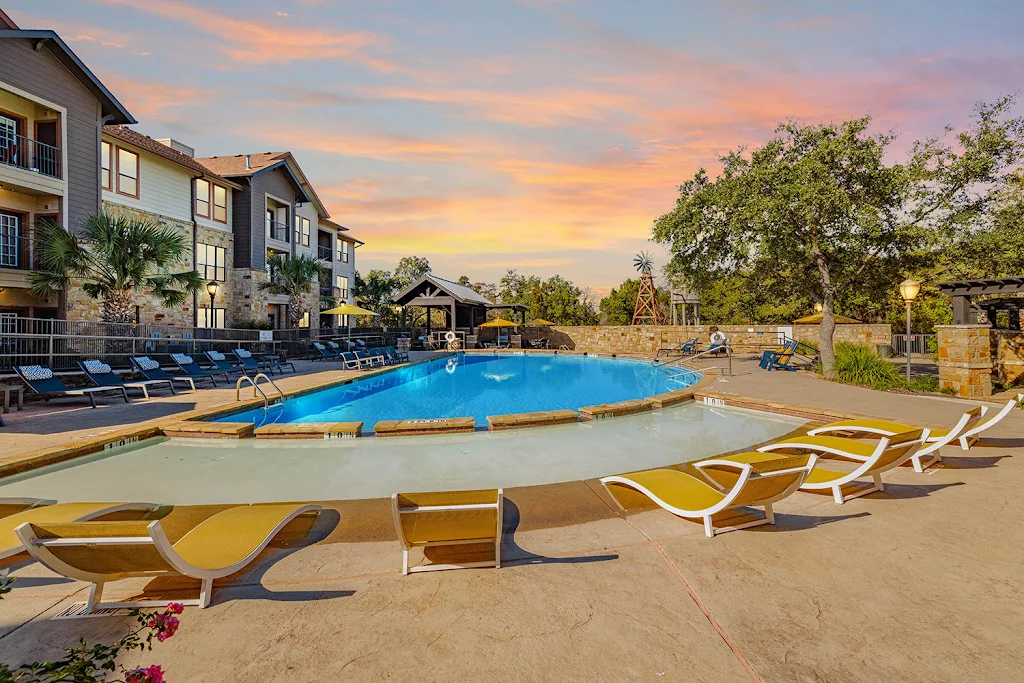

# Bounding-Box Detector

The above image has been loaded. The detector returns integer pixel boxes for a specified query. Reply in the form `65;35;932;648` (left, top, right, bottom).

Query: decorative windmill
631;251;662;325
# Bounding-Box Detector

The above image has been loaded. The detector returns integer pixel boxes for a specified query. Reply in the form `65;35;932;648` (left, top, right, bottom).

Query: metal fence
891;334;937;357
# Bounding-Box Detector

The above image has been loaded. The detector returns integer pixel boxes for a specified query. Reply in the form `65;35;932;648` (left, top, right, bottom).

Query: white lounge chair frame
601;457;817;538
807;408;982;471
15;503;321;612
391;489;503;575
758;432;928;503
1;501;159;561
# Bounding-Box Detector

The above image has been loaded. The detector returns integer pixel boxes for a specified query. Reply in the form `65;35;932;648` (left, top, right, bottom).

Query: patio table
0;384;24;414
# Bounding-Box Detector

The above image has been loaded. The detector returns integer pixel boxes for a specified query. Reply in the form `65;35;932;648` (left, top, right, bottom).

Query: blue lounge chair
203;351;246;377
355;349;385;367
760;340;800;372
389;345;409;363
171;354;231;384
78;360;175;399
312;342;340;360
131;356;206;391
15;365;128;408
341;351;375;370
232;349;295;375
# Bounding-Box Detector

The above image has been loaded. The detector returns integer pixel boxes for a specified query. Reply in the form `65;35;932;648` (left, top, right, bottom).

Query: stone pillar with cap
936;324;993;397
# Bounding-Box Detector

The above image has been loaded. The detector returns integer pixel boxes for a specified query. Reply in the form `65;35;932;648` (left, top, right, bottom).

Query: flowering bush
0;577;180;683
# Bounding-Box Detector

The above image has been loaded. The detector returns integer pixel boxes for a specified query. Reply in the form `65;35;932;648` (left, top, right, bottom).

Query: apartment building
196;152;360;329
0;12;135;325
97;125;242;327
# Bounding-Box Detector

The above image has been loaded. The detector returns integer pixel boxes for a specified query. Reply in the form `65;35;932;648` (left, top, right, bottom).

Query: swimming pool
219;352;698;431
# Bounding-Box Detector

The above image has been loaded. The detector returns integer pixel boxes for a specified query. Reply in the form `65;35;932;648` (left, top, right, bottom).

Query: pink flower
125;664;165;683
146;613;180;642
166;602;185;615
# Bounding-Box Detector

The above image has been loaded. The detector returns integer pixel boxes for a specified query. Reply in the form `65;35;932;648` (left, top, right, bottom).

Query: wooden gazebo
937;277;1024;327
392;274;528;336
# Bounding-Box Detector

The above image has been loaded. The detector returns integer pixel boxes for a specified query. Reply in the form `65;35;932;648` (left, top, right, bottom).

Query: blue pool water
219;353;697;432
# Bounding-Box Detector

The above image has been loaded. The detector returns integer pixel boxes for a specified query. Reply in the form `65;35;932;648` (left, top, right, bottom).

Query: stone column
936;325;992;397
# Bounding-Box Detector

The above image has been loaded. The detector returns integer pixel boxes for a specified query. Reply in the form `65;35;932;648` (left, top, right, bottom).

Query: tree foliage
29;212;203;324
497;270;598;325
653;98;1024;373
262;253;330;328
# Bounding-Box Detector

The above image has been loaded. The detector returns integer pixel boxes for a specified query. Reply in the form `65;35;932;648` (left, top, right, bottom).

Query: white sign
259;331;273;341
703;397;726;408
407;418;447;425
104;436;139;450
324;432;356;440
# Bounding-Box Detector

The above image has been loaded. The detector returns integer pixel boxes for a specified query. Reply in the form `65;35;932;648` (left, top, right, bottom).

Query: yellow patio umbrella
479;317;520;328
321;303;378;341
525;318;555;327
793;312;862;324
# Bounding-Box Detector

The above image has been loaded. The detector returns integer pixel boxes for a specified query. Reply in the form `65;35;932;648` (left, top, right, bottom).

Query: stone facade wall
534;324;891;355
937;325;992;397
992;330;1024;386
228;268;269;325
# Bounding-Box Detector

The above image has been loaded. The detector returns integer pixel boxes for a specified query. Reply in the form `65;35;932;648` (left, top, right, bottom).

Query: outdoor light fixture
814;302;823;314
899;279;921;382
206;280;219;328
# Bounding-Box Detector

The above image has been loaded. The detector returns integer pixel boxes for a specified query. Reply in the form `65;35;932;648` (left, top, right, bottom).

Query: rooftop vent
245;155;251;170
155;138;195;158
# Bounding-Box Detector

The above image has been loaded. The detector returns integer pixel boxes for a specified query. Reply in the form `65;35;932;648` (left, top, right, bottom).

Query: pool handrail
653;344;732;377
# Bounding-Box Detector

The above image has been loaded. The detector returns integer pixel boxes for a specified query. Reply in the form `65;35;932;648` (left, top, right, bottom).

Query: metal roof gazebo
391;274;528;336
937;276;1024;328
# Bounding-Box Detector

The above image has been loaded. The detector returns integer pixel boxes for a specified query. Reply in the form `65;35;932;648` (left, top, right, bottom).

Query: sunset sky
6;1;1023;298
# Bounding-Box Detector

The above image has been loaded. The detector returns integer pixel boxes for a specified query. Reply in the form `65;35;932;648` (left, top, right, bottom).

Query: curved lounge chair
0;497;54;519
392;490;503;574
808;398;1019;451
600;454;817;537
1;501;159;562
16;503;322;611
757;429;926;503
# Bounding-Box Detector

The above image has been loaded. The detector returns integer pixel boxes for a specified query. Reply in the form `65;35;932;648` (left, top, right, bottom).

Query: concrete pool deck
1;358;1022;681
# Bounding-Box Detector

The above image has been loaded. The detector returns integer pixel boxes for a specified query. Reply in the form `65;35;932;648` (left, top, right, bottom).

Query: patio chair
79;360;175;399
2;501;159;563
339;351;371;370
171;354;232;384
232;349;295;375
203;350;246;377
510;335;523;349
130;356;207;391
757;428;928;503
388;345;409;363
355;349;385;367
391;489;503;574
15;365;129;408
759;340;800;372
806;405;992;468
657;337;698;357
0;498;55;520
312;342;340;360
16;503;322;611
601;454;817;537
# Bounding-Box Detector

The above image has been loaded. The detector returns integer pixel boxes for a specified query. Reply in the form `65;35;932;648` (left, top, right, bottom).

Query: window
213;185;228;223
195;178;210;217
298;310;310;328
266;209;273;237
101;141;112;190
116;147;139;197
336;275;349;299
0;212;19;267
197;243;226;281
295;216;310;247
340;240;350;263
198;307;225;329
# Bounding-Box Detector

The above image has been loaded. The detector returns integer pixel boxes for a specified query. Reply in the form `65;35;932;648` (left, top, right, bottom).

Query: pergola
392;274;528;336
937;277;1024;328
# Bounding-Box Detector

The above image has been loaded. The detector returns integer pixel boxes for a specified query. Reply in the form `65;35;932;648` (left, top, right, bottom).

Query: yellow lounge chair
15;502;321;611
757;429;926;503
810;396;1020;452
806;407;984;471
600;454;817;537
1;501;159;562
0;497;55;519
392;489;503;574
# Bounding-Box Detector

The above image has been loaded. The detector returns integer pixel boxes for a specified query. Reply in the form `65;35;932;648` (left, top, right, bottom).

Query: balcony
317;245;333;261
266;219;289;242
1;133;61;179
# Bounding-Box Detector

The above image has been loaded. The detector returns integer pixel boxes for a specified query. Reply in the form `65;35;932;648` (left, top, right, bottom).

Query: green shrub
830;342;904;390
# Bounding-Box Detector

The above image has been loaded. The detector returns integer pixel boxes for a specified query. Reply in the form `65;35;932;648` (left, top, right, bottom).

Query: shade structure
525;318;555;327
793;312;862;324
479;318;519;328
322;304;378;316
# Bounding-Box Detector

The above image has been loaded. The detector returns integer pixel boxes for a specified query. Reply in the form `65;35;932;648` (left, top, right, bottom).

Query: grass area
819;342;955;395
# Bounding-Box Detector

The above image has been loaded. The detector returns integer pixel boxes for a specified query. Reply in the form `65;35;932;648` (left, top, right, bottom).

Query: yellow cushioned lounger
0;498;55;520
757;429;926;503
392;489;503;575
806;406;987;471
600;454;817;537
1;501;159;562
15;502;321;612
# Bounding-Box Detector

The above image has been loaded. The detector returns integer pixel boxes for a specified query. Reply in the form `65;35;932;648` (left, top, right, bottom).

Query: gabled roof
102;126;242;189
195;151;329;218
393;274;494;307
0;29;135;124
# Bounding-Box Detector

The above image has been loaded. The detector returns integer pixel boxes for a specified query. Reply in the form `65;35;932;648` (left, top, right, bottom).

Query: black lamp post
206;280;219;328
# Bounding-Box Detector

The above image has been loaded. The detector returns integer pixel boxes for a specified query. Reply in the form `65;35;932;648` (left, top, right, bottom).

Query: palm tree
30;213;203;324
262;253;331;328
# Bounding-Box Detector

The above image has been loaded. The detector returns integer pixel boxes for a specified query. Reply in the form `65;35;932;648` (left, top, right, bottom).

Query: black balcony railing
0;133;61;179
266;219;289;242
0;234;35;270
317;245;333;261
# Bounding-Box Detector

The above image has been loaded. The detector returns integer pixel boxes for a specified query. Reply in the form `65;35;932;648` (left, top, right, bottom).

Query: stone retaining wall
992;329;1024;386
937;325;992;397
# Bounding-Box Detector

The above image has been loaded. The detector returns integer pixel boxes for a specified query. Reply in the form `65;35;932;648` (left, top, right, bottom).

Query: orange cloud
104;78;211;118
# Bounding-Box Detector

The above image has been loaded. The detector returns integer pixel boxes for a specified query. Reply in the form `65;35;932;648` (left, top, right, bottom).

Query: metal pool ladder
236;373;286;410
